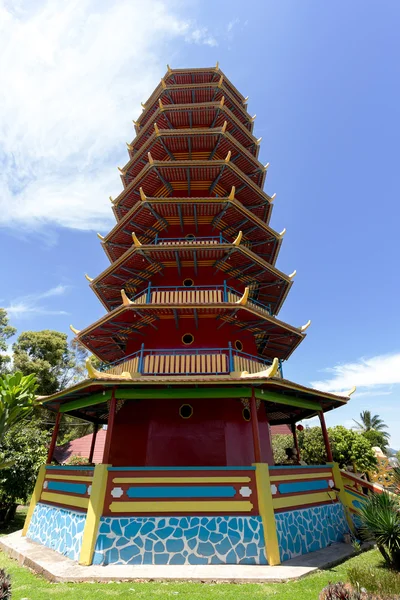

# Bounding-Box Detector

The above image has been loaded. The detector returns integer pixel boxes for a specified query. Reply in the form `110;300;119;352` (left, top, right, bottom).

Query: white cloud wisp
4;284;70;318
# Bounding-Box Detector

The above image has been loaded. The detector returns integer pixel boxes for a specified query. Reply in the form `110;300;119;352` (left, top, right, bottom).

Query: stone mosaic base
93;516;267;565
27;502;86;561
276;502;349;562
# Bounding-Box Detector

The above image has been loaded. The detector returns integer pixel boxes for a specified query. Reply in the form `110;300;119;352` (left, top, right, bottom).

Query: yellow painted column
331;462;355;532
79;464;110;566
254;463;281;566
22;464;46;536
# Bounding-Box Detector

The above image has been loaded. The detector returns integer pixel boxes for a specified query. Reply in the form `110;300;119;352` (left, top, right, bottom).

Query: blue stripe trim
278;480;329;494
45;466;95;471
47;481;88;495
269;464;332;470
107;466;256;471
126;486;237;499
345;488;367;500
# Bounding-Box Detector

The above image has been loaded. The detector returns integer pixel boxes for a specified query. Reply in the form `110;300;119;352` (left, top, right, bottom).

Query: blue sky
1;1;399;444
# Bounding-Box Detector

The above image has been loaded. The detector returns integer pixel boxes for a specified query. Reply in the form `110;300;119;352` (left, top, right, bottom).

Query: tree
12;330;88;396
0;372;38;445
353;410;390;441
0;310;16;375
362;429;390;454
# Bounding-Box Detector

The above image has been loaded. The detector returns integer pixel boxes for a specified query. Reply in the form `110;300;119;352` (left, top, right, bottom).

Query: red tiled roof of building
271;424;291;435
54;429;106;464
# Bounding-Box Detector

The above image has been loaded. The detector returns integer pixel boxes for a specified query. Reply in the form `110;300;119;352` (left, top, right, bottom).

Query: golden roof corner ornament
69;325;80;335
154;122;160;136
221;121;227;133
141;102;146;109
121;289;133;306
264;162;270;171
256;137;262;145
86;358;133;381
218;75;223;88
109;195;114;203
300;319;311;332
158;98;164;111
139;187;147;201
161;78;166;89
167;64;172;73
215;61;219;70
279;228;286;238
132;232;142;247
346;386;357;397
235;286;249;305
241;357;279;379
225;151;231;163
85;274;93;282
118;167;126;175
251;114;256;122
270;193;277;202
126;141;133;150
288;270;297;279
132;119;139;127
148;152;154;164
228;186;235;201
243;96;249;103
233;230;243;246
220;96;225;107
97;233;105;242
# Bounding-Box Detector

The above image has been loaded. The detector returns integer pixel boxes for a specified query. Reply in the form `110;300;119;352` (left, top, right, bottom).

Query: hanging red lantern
296;424;304;432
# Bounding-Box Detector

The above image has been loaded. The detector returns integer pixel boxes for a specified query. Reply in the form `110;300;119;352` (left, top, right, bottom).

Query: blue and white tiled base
93;516;267;565
275;503;349;562
27;502;86;561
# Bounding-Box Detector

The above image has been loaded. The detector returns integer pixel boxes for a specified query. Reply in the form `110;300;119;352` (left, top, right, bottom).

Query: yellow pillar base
22;464;46;536
254;463;281;566
332;462;355;533
79;464;110;566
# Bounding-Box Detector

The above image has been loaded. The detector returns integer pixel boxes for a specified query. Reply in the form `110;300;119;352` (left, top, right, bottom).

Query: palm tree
353;410;390;440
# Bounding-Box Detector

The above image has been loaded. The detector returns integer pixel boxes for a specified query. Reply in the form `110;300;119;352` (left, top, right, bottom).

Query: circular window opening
242;407;251;422
182;333;194;345
185;233;196;242
235;340;244;352
183;278;194;287
179;404;193;419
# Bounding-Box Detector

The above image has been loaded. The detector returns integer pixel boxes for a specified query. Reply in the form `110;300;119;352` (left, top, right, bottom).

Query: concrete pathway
0;530;356;583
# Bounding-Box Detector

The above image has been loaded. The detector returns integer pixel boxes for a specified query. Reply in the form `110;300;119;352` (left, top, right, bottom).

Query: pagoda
22;65;362;568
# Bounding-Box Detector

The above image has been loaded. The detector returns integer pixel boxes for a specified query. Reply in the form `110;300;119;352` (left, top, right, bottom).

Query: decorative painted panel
269;464;336;512
40;466;94;512
104;467;258;516
27;502;86;561
92;515;266;565
275;503;349;562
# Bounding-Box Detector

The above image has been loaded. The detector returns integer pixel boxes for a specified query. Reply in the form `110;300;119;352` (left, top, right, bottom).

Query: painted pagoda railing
99;346;283;378
129;283;272;316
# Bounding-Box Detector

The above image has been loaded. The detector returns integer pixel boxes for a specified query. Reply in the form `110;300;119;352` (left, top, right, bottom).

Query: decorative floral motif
27;502;86;561
93;515;267;566
275;503;349;562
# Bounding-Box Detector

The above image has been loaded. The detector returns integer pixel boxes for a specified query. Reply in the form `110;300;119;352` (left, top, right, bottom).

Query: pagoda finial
218;75;223;88
215;61;219;70
256;137;262;145
158;99;164;111
228;186;235;200
69;325;80;335
300;320;311;332
263;162;270;171
270;193;277;202
251;114;256;122
139;187;147;201
220;96;225;107
132;232;142;247
154;122;160;136
85;274;93;282
148;152;154;164
167;64;172;73
240;357;279;379
278;228;286;238
161;78;166;89
235;286;249;305
225;151;231;163
86;358;133;381
221;121;227;133
97;233;105;241
346;386;357;397
121;289;133;306
288;270;297;279
232;231;243;246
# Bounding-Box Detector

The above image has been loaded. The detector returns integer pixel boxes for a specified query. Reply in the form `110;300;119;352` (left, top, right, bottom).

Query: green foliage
0;423;49;519
358;492;400;569
272;433;293;463
66;454;90;465
12;330;88;396
0;310;16;375
0;568;11;600
362;430;389;453
354;411;389;441
348;562;400;597
0;372;38;446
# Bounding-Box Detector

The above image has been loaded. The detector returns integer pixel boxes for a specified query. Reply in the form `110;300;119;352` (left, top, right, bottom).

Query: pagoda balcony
99;346;283;379
129;283;272;316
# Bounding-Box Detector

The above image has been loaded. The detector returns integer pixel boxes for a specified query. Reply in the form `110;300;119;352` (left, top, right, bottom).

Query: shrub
66;455;90;466
0;568;11;600
358;492;400;569
348;563;400;597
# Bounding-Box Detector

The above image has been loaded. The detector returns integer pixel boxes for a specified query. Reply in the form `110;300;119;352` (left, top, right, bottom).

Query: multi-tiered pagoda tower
23;66;358;569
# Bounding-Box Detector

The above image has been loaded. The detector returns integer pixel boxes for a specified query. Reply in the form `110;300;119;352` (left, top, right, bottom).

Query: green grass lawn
0;546;383;600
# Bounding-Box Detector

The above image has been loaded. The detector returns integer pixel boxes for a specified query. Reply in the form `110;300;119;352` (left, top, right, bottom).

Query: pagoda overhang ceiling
102;196;282;264
113;160;273;221
124;128;266;187
89;242;293;313
75;302;305;364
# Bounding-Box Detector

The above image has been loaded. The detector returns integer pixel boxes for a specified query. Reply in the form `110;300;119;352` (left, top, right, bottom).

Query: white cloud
4;285;70;318
0;0;218;232
311;352;400;395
